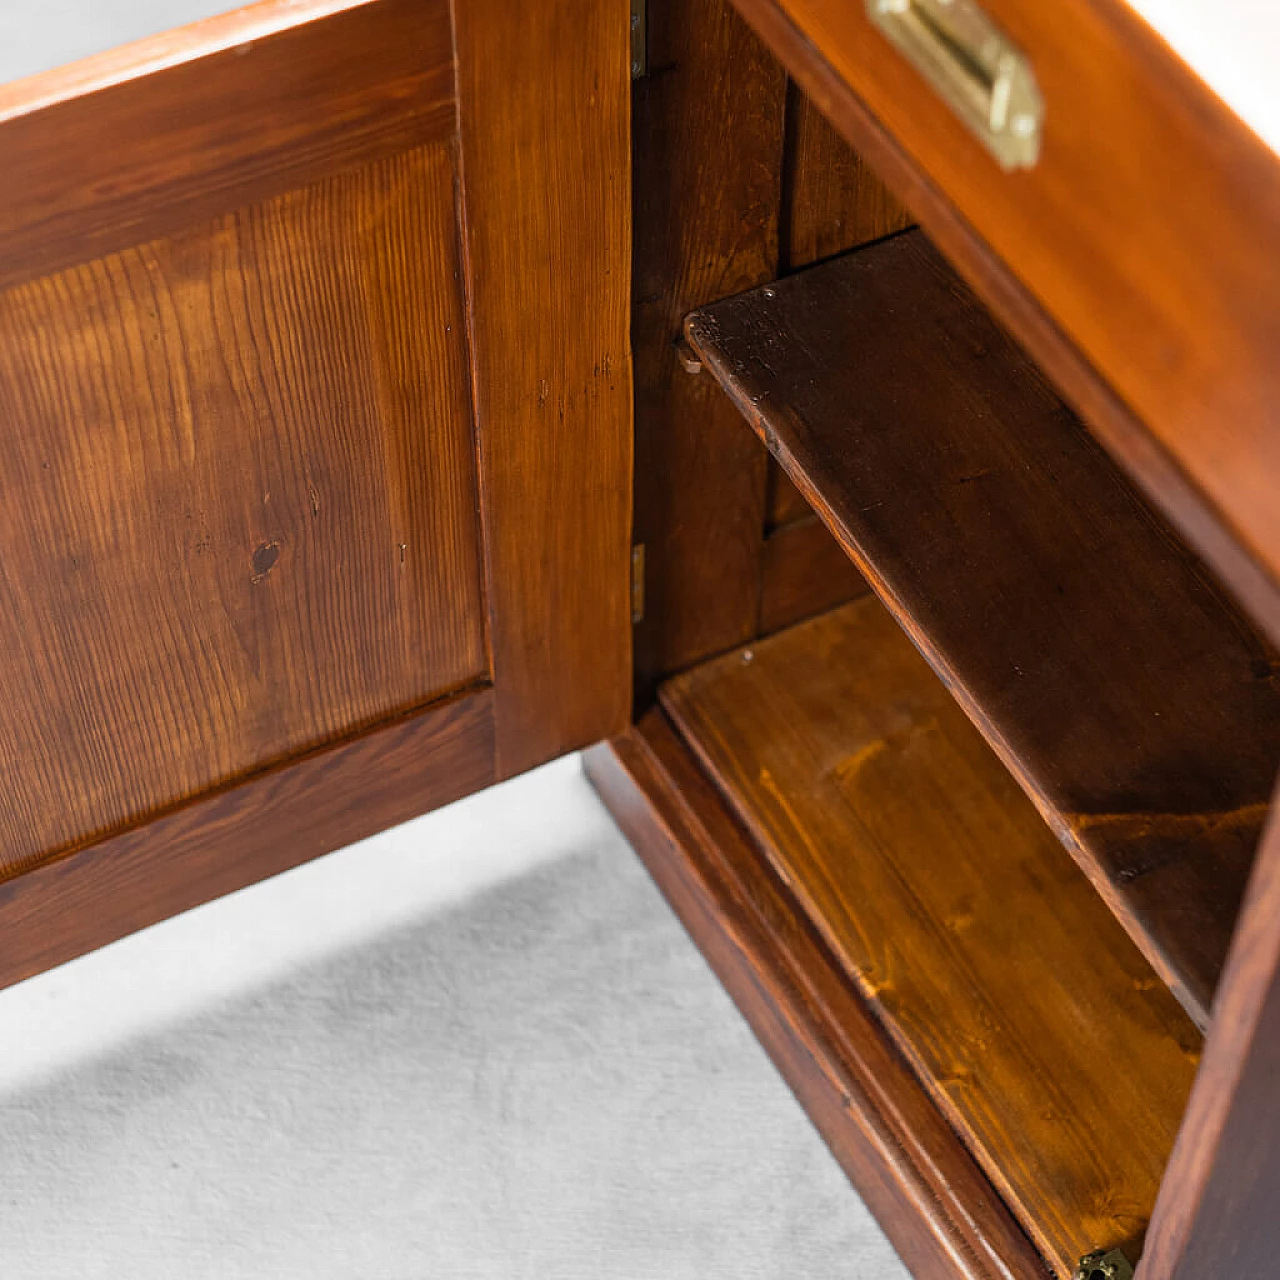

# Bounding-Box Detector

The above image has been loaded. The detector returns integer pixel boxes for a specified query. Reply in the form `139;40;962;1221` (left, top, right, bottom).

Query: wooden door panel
0;142;486;875
0;0;632;980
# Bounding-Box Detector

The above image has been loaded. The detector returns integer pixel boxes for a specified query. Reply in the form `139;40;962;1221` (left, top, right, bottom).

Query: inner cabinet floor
651;599;1200;1277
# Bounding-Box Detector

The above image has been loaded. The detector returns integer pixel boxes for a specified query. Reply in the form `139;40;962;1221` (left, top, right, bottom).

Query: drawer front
752;0;1280;626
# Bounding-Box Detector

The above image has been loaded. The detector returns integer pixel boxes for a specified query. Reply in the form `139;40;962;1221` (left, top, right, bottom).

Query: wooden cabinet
3;2;1280;1279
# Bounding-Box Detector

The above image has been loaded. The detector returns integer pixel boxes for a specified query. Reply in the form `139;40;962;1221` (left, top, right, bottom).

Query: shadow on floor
0;760;904;1280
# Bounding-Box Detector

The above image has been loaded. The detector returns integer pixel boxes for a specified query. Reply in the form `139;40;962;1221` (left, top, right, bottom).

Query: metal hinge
1074;1249;1135;1280
631;544;646;624
630;0;647;79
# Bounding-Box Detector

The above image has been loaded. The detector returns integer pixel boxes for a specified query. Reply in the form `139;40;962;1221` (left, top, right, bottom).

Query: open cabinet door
0;0;632;987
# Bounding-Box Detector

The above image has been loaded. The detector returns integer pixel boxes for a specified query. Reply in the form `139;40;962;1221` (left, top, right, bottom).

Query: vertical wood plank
453;0;634;775
631;0;786;695
780;80;912;273
1140;795;1280;1280
758;81;905;596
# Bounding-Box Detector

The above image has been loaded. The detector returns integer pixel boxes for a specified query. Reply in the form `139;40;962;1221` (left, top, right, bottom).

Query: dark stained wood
630;0;785;694
763;466;813;532
585;712;1048;1280
0;0;454;289
0;143;487;877
780;81;912;274
1141;797;1280;1280
759;512;869;636
685;232;1280;1029
759;81;898;600
0;686;494;992
725;0;1280;648
767;81;906;546
661;602;1202;1276
453;0;633;777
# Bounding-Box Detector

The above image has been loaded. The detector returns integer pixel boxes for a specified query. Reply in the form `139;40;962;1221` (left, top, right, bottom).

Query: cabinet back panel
0;141;487;876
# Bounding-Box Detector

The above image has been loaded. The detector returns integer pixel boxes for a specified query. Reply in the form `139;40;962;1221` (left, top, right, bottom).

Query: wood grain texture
759;512;869;636
780;81;912;274
661;602;1202;1276
1140;795;1280;1280
759;81;897;595
686;232;1280;1028
0;143;487;875
0;686;494;992
0;0;454;290
453;0;633;776
630;0;785;694
585;713;1048;1280
725;0;1280;647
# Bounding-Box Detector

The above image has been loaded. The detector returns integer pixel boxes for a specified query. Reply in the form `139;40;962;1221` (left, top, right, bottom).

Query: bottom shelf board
659;598;1202;1278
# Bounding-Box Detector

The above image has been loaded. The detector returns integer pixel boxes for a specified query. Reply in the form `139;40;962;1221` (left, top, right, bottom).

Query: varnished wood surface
631;0;784;693
630;30;896;686
780;82;912;275
762;84;905;568
686;232;1280;1028
727;0;1280;647
454;0;633;774
0;0;633;973
0;143;486;877
1141;795;1280;1280
662;602;1202;1275
585;713;1047;1280
0;0;453;290
0;686;493;992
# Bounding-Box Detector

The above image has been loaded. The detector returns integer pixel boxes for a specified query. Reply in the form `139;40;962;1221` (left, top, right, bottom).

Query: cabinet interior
633;33;1280;1277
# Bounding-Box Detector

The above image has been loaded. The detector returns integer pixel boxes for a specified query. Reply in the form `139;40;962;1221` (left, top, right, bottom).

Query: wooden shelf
684;231;1280;1030
660;600;1202;1277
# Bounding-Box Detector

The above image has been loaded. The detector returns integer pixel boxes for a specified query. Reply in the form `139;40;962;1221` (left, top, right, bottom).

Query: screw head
1073;1250;1134;1280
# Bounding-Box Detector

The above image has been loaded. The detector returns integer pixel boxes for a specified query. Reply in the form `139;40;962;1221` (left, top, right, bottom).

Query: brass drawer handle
866;0;1043;171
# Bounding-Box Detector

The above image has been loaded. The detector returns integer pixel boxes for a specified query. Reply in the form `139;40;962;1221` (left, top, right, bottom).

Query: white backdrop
0;757;908;1278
